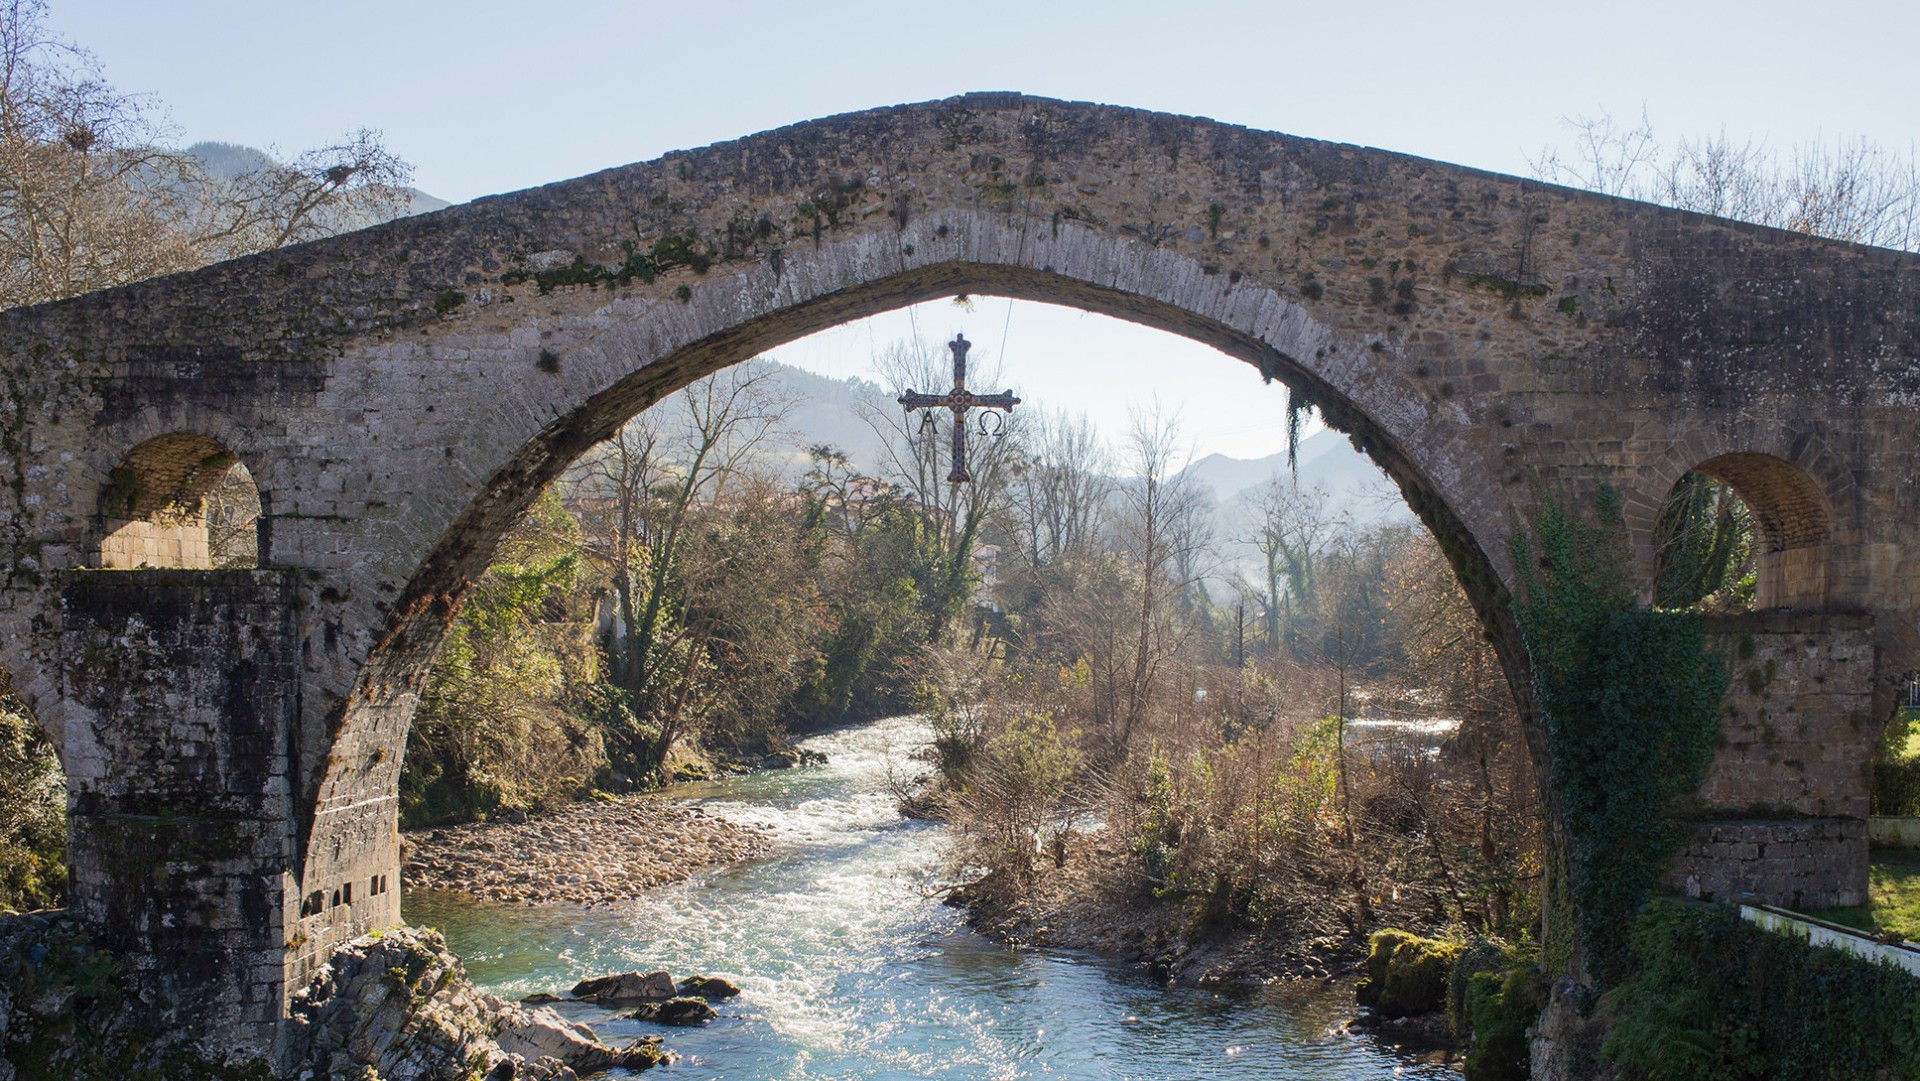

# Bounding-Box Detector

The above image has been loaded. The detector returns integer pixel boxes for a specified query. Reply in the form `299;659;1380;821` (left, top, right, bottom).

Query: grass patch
1807;846;1920;942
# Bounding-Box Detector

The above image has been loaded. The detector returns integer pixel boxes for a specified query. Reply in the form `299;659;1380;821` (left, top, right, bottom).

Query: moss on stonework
525;233;713;295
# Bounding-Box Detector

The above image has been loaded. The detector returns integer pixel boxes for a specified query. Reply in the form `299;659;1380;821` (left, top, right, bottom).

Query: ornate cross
898;333;1020;484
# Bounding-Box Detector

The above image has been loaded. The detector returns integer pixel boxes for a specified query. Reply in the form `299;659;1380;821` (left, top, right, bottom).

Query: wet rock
571;970;677;1004
493;999;667;1071
1342;1009;1455;1048
522;992;564;1005
677;975;742;1000
283;927;668;1078
628;997;718;1026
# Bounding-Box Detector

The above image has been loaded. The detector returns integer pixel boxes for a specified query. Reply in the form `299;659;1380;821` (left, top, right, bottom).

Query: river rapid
404;715;1461;1080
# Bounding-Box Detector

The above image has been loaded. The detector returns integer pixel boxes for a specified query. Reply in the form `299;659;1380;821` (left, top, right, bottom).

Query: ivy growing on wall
1511;490;1727;987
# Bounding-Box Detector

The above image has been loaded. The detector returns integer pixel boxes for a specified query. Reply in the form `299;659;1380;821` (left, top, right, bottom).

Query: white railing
1742;905;1920;978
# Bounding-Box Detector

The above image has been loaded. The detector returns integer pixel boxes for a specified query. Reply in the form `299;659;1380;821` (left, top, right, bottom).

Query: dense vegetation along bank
1533;900;1920;1081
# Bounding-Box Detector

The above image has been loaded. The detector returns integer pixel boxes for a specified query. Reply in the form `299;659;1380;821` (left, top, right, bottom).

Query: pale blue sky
48;0;1920;461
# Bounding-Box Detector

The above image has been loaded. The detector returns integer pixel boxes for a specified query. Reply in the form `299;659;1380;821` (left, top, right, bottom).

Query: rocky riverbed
402;794;770;905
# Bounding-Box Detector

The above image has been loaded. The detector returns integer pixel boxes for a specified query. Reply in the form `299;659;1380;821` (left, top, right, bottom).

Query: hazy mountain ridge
742;360;1409;537
1180;429;1407;524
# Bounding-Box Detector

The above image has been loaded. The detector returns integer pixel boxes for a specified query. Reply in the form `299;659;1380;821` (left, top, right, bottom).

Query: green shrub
1873;709;1920;815
1358;928;1465;1018
1463;963;1547;1081
0;688;65;911
1360;928;1416;1004
1873;758;1920;816
1600;899;1920;1080
1448;938;1526;1034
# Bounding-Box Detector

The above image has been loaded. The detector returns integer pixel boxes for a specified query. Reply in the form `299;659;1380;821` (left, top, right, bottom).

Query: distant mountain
1181;429;1407;527
708;362;1414;529
1178;429;1414;589
747;361;897;476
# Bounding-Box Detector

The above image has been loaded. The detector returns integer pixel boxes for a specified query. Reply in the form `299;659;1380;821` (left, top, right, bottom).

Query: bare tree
203;463;261;567
1535;109;1920;251
0;0;200;306
1005;408;1111;573
565;416;664;707
1531;107;1659;198
193;129;412;257
1242;478;1344;658
1115;407;1212;746
864;334;1023;642
0;0;413;310
562;365;791;779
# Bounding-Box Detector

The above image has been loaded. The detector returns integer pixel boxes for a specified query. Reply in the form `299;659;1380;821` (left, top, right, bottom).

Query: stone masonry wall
98;516;211;569
1662;613;1880;909
57;570;308;1059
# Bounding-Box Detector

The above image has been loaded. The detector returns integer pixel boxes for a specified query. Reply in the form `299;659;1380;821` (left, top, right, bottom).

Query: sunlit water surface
405;716;1460;1080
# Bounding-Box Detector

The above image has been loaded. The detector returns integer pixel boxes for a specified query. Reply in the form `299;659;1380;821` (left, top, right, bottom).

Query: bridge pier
57;569;305;1059
1665;612;1880;910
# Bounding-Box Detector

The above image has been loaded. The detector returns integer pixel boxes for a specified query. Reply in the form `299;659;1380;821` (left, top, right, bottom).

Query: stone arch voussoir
1626;429;1855;608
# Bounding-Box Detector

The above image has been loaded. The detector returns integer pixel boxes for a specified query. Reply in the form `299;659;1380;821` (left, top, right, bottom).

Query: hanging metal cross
898;333;1020;484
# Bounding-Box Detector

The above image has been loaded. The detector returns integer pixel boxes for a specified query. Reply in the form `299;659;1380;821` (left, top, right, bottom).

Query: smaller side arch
91;433;264;569
1629;434;1852;609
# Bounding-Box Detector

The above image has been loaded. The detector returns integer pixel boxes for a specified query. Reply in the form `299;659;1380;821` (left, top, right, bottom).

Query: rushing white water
405;716;1460;1079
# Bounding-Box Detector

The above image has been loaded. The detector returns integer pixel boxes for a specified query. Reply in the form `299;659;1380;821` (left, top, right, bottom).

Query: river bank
402;792;770;905
954;830;1368;990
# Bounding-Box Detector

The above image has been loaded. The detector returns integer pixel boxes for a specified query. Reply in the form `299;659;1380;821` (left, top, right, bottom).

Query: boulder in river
570;970;677;1004
493;1000;668;1070
678;975;742;1000
629;997;718;1026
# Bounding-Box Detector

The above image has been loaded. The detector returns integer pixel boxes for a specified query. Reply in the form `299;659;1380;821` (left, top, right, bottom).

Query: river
404;715;1462;1080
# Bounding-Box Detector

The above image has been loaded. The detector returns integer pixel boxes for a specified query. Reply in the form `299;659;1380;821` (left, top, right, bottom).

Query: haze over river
405;716;1461;1080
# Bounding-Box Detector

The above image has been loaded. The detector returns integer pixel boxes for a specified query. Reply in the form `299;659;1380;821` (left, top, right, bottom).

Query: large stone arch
289;219;1541;995
0;93;1916;1057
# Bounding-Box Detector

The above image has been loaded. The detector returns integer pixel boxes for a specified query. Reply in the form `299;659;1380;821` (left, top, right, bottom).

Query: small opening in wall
331;889;341;908
302;890;324;917
94;433;265;568
342;882;353;905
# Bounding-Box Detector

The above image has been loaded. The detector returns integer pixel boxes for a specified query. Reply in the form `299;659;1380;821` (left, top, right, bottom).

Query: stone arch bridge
0;94;1916;1058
